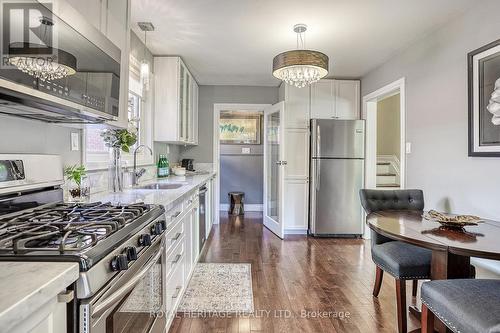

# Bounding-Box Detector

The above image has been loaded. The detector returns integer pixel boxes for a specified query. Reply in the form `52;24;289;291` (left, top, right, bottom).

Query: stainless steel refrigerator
309;119;365;237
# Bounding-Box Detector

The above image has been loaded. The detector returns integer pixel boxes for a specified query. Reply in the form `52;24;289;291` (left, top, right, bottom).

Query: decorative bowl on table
422;210;484;228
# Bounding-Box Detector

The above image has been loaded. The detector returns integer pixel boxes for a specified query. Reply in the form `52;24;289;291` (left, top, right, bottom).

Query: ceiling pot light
8;17;77;81
272;24;329;88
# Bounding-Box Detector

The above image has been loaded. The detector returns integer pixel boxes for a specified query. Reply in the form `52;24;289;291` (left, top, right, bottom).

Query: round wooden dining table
366;210;500;333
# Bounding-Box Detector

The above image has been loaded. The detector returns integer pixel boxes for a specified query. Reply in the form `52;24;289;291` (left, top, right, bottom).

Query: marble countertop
88;172;216;211
0;261;79;332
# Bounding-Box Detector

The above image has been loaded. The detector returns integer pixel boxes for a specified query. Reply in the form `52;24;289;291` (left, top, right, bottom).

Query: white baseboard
219;204;263;212
284;228;308;235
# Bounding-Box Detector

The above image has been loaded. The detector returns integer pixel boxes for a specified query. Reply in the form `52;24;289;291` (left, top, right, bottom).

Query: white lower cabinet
165;252;185;324
283;180;309;232
164;188;202;329
14;291;70;333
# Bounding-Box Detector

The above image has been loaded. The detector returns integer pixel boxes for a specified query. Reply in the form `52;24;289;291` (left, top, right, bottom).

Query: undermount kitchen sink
136;183;184;190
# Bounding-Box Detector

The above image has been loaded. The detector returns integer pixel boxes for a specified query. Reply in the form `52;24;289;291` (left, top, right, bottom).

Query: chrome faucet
133;145;153;185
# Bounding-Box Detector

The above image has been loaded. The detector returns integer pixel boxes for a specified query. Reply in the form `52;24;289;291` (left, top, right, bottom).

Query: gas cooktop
0;201;165;270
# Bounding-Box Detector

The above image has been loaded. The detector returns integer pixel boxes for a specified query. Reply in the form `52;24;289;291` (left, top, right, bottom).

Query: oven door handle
91;242;164;318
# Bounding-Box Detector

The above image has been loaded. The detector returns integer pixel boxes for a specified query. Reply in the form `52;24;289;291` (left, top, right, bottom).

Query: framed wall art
468;38;500;156
219;112;262;145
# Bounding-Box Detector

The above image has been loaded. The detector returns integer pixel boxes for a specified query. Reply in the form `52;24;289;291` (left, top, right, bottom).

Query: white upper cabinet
191;80;199;144
335;80;360;119
278;83;310;129
311;80;334;119
310;79;360;120
154;57;199;145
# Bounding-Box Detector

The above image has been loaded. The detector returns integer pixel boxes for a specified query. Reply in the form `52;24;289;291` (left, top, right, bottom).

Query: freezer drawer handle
172;232;182;241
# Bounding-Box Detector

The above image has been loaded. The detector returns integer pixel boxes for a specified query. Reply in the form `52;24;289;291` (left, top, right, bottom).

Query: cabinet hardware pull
172;232;182;241
172;286;182;299
171;211;181;219
172;254;182;264
57;290;74;303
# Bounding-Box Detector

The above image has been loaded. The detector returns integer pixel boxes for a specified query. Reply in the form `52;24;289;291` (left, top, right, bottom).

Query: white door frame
212;103;270;225
362;77;407;190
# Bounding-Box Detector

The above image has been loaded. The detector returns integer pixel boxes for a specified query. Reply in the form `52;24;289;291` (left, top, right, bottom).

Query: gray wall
377;94;401;159
361;0;500;270
0;115;81;165
220;116;263;205
180;85;279;162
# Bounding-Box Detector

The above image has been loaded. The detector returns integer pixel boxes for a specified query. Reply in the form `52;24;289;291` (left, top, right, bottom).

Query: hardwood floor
169;212;421;333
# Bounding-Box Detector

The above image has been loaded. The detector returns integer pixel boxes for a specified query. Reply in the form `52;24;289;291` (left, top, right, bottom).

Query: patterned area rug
178;263;254;313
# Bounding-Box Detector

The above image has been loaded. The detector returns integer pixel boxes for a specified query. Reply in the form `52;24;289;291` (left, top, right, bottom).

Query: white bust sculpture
487;78;500;125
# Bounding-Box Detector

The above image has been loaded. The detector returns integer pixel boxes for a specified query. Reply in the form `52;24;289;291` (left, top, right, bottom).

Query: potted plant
101;126;138;192
64;165;89;202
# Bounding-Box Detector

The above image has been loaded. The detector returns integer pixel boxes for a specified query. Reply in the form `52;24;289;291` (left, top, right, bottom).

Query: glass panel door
263;102;285;239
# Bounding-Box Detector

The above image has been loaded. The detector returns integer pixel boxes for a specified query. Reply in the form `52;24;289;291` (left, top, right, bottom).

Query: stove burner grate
0;202;151;254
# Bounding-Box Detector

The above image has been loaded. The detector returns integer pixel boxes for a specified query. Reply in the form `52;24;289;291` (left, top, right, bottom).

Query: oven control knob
110;254;128;271
151;222;163;235
138;234;152;246
159;220;167;231
125;246;138;261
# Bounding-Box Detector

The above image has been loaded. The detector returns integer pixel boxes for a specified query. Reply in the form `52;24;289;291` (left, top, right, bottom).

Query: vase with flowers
101;126;137;192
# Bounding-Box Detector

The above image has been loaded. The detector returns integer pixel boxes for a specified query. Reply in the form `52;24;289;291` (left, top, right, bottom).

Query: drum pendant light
272;24;329;88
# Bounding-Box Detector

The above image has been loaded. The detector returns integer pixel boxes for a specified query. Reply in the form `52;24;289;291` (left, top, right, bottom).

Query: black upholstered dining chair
421;279;500;333
360;189;432;333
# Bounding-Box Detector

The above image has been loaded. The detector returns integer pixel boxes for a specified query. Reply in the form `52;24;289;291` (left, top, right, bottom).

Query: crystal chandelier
8;45;76;81
8;17;76;81
273;24;329;88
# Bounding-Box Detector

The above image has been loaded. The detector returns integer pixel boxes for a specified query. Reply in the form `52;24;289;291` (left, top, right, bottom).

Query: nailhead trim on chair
421;299;460;333
375;263;430;280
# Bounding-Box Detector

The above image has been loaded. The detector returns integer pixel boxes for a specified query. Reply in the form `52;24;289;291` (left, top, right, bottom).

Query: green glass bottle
157;155;165;178
164;155;170;177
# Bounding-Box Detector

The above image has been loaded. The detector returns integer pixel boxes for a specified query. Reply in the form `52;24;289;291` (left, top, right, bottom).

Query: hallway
169;212;419;333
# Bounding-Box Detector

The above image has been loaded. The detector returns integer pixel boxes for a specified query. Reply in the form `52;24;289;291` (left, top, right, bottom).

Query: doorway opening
362;78;406;190
212;104;270;226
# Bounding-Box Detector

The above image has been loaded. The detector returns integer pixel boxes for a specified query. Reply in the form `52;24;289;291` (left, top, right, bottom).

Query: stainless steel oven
80;237;166;333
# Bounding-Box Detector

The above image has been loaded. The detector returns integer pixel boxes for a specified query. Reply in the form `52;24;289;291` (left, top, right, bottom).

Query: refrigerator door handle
316;158;321;191
316;124;321;158
314;123;321;191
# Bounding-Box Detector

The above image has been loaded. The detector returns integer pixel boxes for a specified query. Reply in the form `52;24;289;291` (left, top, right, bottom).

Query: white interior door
263;102;285;239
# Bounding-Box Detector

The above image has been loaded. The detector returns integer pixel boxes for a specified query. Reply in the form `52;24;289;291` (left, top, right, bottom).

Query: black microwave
0;0;121;123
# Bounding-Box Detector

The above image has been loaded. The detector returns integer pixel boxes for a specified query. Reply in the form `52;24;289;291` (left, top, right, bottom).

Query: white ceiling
131;0;475;86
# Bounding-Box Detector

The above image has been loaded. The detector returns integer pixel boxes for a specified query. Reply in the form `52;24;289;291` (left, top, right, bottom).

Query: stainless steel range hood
0;0;122;124
0;79;111;124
